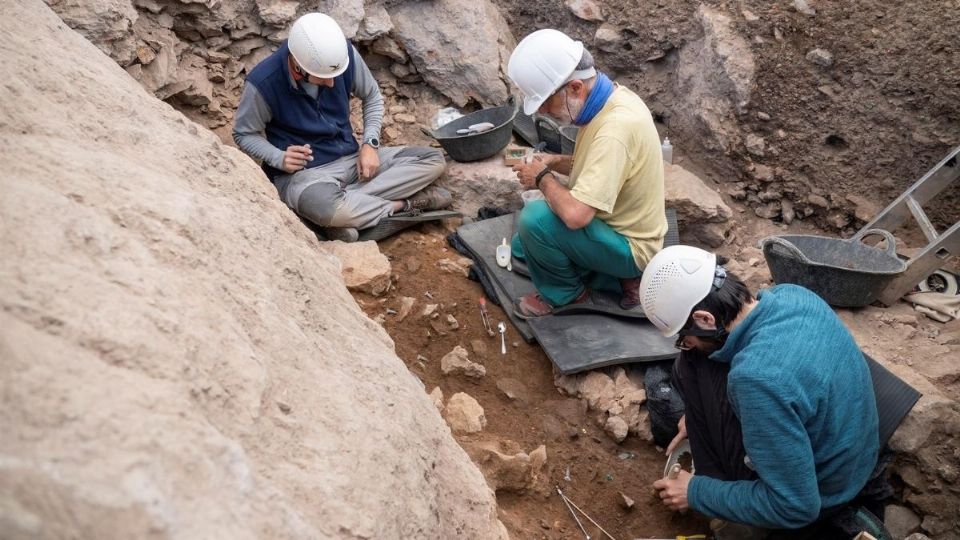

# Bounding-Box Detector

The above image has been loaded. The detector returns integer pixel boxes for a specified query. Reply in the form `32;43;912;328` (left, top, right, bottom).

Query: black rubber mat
357;209;461;242
455;209;681;366
455;213;537;342
528;315;677;374
864;354;921;447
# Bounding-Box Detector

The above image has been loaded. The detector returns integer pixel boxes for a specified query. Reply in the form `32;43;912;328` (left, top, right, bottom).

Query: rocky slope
0;1;506;538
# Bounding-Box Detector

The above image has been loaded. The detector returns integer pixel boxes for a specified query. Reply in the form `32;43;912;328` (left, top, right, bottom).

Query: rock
664;163;733;246
580;372;617;412
445;392;487;433
806;48;834;67
445;314;459;330
807;193;830;209
793;0;816;16
885;504;921;539
465;442;547;492
45;0;138;64
470;339;488;357
594;24;622;53
391;0;515;107
664;164;733;223
619;492;635;509
389;62;420;83
441;346;487;378
605;415;629;442
444;157;524;217
745;134;766;157
371;35;407;63
438;257;472;277
565;0;604;21
826;211;851;229
754;202;781;219
403;256;422;273
0;3;508;537
356;4;392;41
393;112;417;124
752;164;775;183
904;534;932;540
429;387;445;411
920;516;951;536
422;303;439;317
846;194;881;223
322;241;392;296
255;0;299;27
382;125;401;143
880;362;957;457
396;296;416;322
741;9;759;22
781;199;796;224
496;378;529;402
676;6;755;154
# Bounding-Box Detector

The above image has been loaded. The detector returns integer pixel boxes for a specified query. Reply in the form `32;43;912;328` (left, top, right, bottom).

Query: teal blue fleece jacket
687;285;879;529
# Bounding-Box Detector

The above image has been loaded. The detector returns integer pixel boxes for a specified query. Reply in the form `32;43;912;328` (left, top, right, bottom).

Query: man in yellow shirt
507;29;667;317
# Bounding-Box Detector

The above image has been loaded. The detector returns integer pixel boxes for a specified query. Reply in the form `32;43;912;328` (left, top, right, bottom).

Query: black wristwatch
535;166;551;189
364;137;380;149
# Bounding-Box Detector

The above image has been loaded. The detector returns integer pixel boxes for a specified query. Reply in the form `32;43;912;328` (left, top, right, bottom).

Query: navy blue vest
246;41;359;179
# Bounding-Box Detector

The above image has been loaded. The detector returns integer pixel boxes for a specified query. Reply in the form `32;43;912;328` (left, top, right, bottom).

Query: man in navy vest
233;13;451;242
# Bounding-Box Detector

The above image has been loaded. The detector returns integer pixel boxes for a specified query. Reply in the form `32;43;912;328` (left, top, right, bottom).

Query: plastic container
759;229;907;307
661;137;673;165
521;190;545;206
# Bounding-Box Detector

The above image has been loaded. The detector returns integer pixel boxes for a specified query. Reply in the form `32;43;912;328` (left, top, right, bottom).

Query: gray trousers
273;146;445;230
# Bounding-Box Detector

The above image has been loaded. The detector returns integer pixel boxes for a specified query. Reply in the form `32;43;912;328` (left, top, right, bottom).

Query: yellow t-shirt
568;85;667;269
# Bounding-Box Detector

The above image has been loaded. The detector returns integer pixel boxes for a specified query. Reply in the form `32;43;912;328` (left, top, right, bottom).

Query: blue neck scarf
573;72;614;126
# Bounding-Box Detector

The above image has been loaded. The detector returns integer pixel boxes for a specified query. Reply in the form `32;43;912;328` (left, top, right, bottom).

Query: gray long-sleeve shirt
232;50;384;170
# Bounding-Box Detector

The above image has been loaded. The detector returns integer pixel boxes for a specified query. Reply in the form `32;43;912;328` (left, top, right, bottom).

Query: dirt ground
345;168;958;538
350;225;708;539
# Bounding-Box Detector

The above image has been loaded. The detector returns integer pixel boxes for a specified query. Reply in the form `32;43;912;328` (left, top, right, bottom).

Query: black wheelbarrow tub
759;229;907;308
421;104;517;162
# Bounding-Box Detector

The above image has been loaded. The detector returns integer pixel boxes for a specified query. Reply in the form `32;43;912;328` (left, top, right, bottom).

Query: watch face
366;138;380;148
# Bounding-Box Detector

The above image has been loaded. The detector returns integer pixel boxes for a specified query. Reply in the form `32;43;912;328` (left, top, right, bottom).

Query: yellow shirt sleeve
569;135;635;213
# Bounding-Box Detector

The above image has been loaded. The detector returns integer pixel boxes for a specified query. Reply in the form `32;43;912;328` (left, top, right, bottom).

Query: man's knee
518;200;561;238
397;146;446;178
297;182;344;227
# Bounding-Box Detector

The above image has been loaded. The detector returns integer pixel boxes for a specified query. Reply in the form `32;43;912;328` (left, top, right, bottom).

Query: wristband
535;166;551;189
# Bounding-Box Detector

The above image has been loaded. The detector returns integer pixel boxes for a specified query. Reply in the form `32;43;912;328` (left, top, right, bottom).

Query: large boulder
675;5;756;154
444;157;524;218
44;0;139;64
390;0;515;107
0;2;507;538
664;163;733;247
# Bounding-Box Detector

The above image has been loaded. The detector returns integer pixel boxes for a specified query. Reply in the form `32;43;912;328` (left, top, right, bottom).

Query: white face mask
546;87;584;126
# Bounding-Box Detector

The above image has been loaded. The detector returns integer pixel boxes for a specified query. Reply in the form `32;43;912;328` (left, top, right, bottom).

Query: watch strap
535;166;551;189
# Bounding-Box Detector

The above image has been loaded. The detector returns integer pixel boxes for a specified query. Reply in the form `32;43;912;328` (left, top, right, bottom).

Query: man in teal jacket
640;246;879;536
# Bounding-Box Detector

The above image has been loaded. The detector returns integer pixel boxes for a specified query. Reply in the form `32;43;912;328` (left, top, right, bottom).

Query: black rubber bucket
421;104;517;162
760;229;907;308
512;110;578;155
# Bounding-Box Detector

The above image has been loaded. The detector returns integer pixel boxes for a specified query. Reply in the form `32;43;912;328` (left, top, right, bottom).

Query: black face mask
675;318;729;352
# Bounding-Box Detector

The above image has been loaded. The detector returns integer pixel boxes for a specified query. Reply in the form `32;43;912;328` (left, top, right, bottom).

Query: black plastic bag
643;361;685;448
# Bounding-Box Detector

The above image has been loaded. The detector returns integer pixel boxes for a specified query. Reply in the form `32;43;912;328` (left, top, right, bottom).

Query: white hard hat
640;245;718;337
288;13;350;79
507;29;593;115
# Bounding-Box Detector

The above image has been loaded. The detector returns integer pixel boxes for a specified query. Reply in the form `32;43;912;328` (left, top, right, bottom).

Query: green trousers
511;200;641;306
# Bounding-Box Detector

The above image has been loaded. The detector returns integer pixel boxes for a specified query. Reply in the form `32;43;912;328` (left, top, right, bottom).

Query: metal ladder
857;146;960;306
